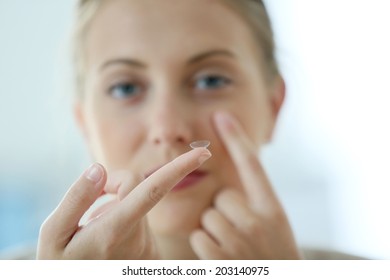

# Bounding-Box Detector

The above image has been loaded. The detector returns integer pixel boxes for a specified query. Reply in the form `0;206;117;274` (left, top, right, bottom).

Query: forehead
85;0;259;66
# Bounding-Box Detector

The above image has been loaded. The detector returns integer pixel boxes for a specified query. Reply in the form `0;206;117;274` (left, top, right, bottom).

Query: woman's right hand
37;148;211;259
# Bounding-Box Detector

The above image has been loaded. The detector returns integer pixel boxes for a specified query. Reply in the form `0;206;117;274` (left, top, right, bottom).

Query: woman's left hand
190;112;302;259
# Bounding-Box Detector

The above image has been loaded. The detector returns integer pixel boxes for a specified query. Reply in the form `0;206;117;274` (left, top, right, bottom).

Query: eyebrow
99;49;236;72
187;49;236;64
100;58;146;72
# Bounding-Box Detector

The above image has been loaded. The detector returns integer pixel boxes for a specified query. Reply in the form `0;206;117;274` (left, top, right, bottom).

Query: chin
147;198;206;238
146;175;220;238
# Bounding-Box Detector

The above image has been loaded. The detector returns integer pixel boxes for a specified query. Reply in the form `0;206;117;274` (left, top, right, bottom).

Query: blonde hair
72;0;279;96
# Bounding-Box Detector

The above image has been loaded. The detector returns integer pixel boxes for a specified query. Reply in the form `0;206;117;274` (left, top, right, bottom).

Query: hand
190;112;301;259
84;170;144;223
37;148;211;259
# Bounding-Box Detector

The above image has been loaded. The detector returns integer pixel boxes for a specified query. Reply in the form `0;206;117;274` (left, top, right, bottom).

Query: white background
0;0;389;259
1;260;390;279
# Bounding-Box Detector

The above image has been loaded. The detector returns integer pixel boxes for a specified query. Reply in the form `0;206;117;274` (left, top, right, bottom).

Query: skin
37;0;301;259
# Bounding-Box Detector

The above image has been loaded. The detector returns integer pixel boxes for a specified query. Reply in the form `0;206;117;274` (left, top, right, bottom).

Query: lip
171;170;208;192
144;166;208;192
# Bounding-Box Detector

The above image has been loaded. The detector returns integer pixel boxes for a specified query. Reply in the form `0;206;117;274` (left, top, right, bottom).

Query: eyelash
193;74;232;91
107;74;231;100
108;82;143;100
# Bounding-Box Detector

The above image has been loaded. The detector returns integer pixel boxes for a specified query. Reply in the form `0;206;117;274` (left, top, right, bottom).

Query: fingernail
86;163;103;183
198;150;212;164
215;112;234;130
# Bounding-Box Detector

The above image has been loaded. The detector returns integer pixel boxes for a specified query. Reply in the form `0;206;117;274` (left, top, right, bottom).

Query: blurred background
0;0;389;259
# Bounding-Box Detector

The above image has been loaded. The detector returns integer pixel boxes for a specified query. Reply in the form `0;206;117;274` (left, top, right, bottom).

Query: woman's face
76;0;283;237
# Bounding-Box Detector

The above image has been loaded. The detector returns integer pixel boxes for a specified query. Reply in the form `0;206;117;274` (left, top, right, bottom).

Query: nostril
148;114;192;145
176;136;186;143
152;135;187;145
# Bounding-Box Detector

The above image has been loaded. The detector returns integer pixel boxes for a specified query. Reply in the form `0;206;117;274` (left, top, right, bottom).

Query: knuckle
101;224;147;259
227;238;246;256
65;190;82;207
148;184;166;204
201;208;215;224
242;217;262;236
39;218;52;240
39;212;60;239
216;188;228;199
73;172;103;201
204;207;215;217
215;189;240;208
66;186;91;208
214;189;230;205
245;152;261;173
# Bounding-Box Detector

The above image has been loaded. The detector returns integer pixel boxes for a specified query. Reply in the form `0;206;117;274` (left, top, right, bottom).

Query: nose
147;98;192;146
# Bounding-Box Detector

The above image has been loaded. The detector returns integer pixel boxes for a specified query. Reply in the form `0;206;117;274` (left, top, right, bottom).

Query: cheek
84;101;144;168
234;98;272;147
205;99;271;187
195;113;241;188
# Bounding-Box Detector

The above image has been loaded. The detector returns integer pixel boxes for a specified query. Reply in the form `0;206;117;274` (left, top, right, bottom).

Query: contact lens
190;140;210;149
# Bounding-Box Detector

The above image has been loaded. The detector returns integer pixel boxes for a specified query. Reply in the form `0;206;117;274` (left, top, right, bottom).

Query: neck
155;234;198;260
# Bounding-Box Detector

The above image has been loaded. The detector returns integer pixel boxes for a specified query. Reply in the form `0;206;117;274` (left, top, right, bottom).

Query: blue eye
109;83;141;99
195;75;231;90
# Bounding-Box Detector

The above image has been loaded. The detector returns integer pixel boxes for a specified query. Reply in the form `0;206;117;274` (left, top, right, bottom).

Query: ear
265;75;286;142
73;101;89;141
271;75;286;118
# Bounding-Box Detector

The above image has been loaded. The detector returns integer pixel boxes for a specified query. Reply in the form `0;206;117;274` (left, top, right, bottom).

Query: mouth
171;170;208;192
144;166;208;192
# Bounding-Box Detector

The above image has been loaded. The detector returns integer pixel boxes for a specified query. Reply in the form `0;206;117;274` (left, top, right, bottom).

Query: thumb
41;163;107;248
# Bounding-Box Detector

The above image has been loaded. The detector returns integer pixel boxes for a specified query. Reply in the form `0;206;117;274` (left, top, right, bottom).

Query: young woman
37;0;301;259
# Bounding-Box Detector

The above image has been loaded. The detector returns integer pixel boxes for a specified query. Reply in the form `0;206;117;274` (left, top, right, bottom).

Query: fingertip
85;163;107;191
198;148;212;164
186;146;212;165
214;111;235;132
85;163;104;183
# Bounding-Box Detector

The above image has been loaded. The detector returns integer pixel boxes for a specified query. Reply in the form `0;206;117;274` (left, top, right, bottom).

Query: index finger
106;147;212;225
213;111;279;212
